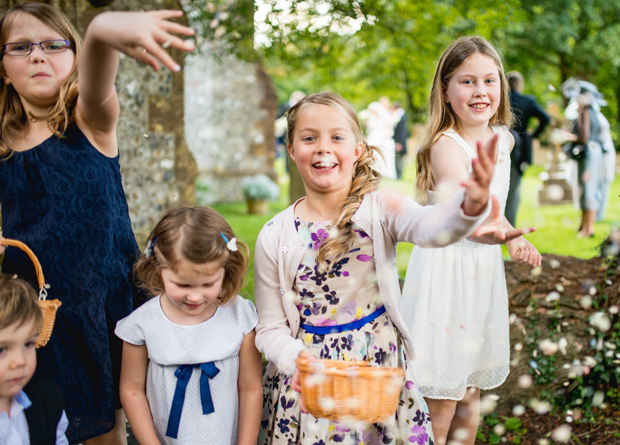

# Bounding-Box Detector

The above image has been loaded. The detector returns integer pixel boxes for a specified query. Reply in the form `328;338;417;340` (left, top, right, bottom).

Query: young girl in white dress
401;36;542;445
255;91;499;445
115;207;262;445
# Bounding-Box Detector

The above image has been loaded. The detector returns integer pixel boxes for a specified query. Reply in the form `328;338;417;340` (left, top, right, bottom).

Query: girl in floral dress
254;92;500;445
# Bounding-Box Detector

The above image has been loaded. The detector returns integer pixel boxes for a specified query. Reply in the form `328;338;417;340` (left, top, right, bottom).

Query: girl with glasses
0;3;194;444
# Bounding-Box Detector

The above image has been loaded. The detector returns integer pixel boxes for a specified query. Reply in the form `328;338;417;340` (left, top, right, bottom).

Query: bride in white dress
365;96;399;180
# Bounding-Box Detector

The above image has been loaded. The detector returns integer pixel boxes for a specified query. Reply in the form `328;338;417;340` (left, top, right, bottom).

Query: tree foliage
184;0;620;137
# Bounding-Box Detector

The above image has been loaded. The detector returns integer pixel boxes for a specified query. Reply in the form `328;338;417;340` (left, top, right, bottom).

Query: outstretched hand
461;135;498;216
507;236;542;266
471;196;536;244
91;10;195;72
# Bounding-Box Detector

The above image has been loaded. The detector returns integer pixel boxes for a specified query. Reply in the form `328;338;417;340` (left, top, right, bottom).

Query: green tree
496;0;620;130
259;0;520;121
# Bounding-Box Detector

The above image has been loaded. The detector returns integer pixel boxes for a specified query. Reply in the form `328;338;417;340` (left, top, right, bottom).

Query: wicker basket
1;239;61;348
295;357;405;423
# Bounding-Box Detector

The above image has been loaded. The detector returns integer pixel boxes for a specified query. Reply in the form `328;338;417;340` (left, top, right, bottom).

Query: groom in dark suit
506;71;550;226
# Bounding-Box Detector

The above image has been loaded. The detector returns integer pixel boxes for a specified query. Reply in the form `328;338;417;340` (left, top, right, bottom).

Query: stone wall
0;0;197;244
185;51;277;204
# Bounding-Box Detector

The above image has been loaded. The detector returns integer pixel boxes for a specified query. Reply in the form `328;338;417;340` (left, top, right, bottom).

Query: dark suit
393;111;409;179
506;91;550;226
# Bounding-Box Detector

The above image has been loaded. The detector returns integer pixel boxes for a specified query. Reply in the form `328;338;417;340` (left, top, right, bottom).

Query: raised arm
76;10;194;155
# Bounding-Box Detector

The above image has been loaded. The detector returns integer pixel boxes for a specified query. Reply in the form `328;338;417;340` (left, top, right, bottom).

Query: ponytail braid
317;140;381;268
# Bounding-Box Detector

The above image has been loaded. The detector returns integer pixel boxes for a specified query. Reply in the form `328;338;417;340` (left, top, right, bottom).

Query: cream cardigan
254;189;490;376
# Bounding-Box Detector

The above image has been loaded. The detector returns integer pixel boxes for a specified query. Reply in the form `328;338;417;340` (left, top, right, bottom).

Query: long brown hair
415;36;513;204
286;91;382;267
135;207;249;305
0;3;82;157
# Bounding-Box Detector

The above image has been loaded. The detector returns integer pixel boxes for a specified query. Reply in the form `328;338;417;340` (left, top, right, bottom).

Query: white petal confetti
480;394;499;414
590;312;611;332
551;424;572;443
539;338;559;355
518;374;533;388
545;291;560;302
579;296;592;309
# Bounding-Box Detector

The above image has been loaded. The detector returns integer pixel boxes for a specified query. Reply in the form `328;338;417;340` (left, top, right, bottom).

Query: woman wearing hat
563;80;607;238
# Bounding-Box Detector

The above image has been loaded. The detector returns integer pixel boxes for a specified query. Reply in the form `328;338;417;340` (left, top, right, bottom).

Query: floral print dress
259;218;435;445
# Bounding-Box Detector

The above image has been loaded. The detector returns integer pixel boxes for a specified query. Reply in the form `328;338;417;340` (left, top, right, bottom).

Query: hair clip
220;233;238;252
145;236;158;259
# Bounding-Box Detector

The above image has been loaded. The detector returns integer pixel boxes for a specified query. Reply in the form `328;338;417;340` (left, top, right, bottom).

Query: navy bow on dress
165;362;220;439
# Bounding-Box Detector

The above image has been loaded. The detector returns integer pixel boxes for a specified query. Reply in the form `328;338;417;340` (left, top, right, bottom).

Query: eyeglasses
1;39;71;59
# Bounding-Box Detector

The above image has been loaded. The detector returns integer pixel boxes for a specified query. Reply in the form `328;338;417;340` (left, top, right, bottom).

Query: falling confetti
518;374;533;388
539;338;559;355
549;259;561;269
480;394;499;414
550;424;572;443
545;291;560;302
589;312;612;332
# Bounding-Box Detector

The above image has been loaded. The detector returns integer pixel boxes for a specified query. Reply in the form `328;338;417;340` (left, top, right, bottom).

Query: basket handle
0;238;48;301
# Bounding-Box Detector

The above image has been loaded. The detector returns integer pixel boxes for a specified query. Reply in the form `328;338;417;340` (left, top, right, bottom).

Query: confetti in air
480;394;499;414
550;424;572;443
512;404;526;416
518;374;533;388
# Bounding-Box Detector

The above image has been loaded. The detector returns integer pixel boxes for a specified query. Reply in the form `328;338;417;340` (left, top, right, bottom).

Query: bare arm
429;135;471;200
76;10;195;155
237;330;263;445
120;342;161;444
577;108;591;143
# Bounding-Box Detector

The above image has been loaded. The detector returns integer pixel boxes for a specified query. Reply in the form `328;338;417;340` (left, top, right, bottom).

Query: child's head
416;36;512;202
286;91;381;265
135;206;249;307
0;274;42;404
0;3;82;156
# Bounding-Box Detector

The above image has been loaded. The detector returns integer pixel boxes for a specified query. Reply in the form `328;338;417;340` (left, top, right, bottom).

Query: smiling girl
401;36;542;445
116;206;262;445
0;3;194;443
255;91;499;445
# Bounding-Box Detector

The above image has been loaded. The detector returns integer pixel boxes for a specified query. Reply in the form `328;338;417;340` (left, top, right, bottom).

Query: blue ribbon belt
166;362;220;439
300;305;386;335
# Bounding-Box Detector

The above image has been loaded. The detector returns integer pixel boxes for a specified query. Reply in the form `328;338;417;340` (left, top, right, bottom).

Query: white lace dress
401;126;511;400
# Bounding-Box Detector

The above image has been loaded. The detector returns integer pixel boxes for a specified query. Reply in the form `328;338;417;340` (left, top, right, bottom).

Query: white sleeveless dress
401;126;511;400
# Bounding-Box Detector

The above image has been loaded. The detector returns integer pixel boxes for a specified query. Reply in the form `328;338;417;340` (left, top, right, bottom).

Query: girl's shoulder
492;125;514;150
256;200;298;244
114;295;162;345
125;294;162;320
430;133;474;166
219;297;258;336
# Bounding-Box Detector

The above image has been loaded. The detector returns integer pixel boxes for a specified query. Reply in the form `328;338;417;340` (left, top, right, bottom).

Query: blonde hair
0;3;82;158
135;207;249;305
0;273;43;331
415;36;513;204
286;91;381;266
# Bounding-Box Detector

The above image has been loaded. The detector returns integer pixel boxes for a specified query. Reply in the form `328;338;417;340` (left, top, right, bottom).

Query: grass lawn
215;157;619;301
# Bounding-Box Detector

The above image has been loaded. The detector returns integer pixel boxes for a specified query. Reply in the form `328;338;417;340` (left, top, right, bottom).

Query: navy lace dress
0;123;139;443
